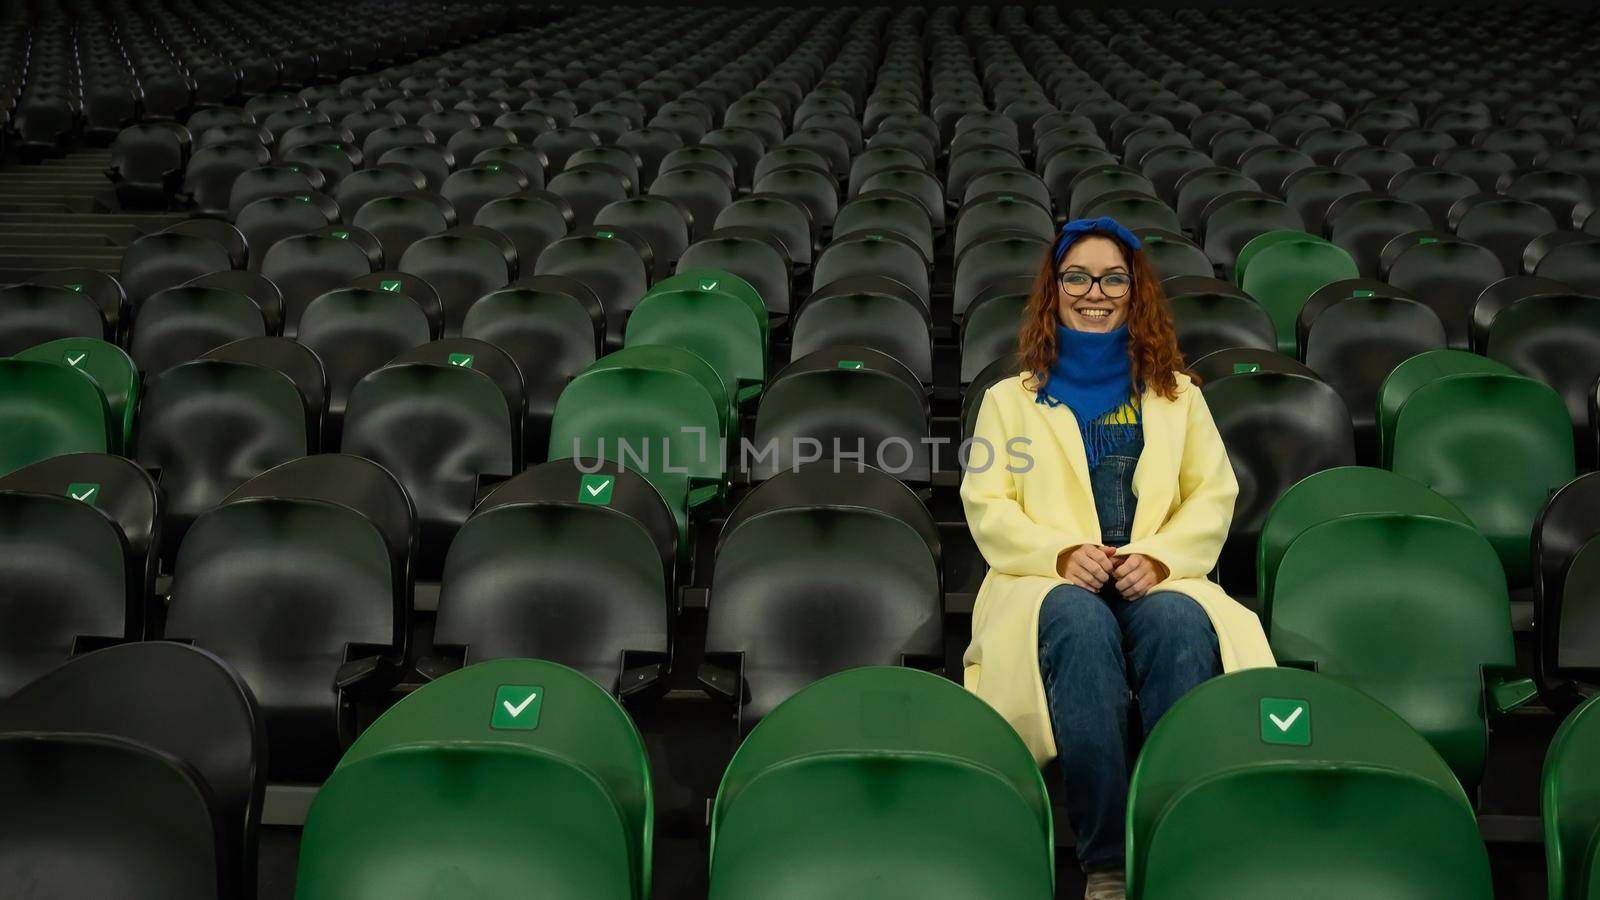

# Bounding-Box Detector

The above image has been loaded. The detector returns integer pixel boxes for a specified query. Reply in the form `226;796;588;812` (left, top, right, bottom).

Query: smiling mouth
1076;307;1113;318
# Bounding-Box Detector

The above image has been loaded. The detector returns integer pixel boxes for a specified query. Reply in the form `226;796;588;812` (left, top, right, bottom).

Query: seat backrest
334;657;650;894
749;361;931;483
0;358;111;476
259;232;375;338
132;359;308;553
1545;693;1600;900
118;232;234;309
1139;766;1490;900
1485;293;1600;466
1239;238;1360;353
1201;371;1356;539
14;338;138;451
1257;466;1470;612
677;235;790;316
1535;473;1600;695
477;458;677;572
0;284;108;355
129;285;267;376
342;362;515;579
436;503;669;687
1272;514;1515;790
1302;295;1449;455
0;490;132;698
224;453;416;606
1375;349;1518;466
1391;373;1575;583
0;642;265;899
710;753;1053;900
0;733;223;900
953;235;1049;318
165;497;399;779
298;744;636;900
548;360;724;517
1128;666;1468;894
712;666;1044;836
625;288;766;403
298;287;432;429
706;507;941;726
1383;239;1506;348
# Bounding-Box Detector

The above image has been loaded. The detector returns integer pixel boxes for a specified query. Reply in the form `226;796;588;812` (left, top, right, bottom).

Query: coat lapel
1129;385;1178;541
1021;378;1096;515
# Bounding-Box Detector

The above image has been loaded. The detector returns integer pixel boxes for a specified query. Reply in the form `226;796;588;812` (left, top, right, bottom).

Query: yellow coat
960;372;1276;765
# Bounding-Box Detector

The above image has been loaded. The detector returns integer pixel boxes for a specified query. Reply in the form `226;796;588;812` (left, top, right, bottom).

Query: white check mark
586;479;610;496
503;692;537;717
70;488;96;501
1269;707;1303;732
66;353;86;366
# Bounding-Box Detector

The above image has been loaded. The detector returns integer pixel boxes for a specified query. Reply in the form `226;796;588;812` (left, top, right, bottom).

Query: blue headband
1053;216;1143;262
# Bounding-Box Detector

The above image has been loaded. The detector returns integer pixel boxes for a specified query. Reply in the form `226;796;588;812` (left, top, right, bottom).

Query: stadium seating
6;1;1600;894
0;642;265;898
296;658;651;899
1128;668;1489;899
709;667;1053;899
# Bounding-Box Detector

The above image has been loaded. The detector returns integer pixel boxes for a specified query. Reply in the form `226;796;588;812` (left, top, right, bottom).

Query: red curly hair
1017;234;1192;402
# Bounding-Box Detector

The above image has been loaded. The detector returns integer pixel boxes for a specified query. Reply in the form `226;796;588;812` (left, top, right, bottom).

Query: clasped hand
1059;545;1167;600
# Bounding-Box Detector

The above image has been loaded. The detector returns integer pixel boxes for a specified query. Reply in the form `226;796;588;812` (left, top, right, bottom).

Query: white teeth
1080;309;1110;317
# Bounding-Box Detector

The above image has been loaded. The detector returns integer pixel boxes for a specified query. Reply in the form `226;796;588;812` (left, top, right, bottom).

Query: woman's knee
1128;591;1216;651
1039;584;1122;651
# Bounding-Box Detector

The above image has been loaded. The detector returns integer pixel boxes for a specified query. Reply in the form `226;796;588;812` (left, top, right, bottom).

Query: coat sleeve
960;386;1092;578
1118;384;1238;580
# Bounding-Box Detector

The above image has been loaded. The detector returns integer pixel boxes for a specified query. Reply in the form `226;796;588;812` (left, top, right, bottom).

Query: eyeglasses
1058;270;1132;298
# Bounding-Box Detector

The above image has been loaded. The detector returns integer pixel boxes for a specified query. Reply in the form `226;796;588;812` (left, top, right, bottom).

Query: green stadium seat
299;746;636;900
1375;349;1518;466
1389;373;1575;583
1257;466;1472;614
548;348;726;547
1544;693;1600;900
709;667;1052;900
300;658;651;899
1270;514;1527;790
0;358;112;477
626;287;766;406
1127;666;1472;896
13;338;137;453
1232;228;1323;288
1140;767;1490;899
1239;238;1360;353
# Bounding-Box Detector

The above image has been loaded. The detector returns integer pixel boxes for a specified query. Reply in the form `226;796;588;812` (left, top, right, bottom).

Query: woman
959;217;1274;900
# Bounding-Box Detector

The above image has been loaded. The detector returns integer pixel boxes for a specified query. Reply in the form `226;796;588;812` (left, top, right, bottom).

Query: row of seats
2;0;530;160
3;438;1596;791
13;646;1600;899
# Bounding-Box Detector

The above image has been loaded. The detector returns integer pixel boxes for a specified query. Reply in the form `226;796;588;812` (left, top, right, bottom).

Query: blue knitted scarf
1035;323;1142;469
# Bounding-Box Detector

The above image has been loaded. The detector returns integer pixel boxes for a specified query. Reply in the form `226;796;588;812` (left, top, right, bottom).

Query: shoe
1084;870;1126;900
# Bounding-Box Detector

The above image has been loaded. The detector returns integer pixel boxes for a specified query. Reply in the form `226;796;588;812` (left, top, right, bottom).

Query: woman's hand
1058;544;1117;591
1112;553;1169;600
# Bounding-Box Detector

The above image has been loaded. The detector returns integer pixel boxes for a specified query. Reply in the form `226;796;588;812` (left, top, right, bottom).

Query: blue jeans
1037;583;1221;872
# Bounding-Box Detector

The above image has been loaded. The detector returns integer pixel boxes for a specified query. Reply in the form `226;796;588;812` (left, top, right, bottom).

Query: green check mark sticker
579;474;614;505
64;350;88;367
1233;362;1261;374
1260;697;1310;746
491;685;542;730
447;353;474;368
380;279;402;292
66;482;100;505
